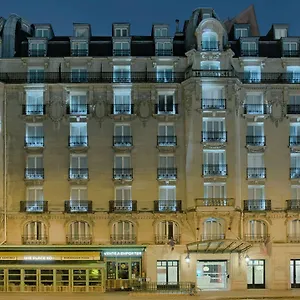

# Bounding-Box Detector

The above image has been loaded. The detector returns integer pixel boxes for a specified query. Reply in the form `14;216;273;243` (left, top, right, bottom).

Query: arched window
68;221;91;244
247;220;268;242
202;218;224;241
111;221;135;245
23;221;47;244
288;220;300;242
202;30;219;51
156;221;179;244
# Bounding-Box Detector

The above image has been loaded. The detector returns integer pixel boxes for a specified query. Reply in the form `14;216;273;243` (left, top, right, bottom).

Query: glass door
291;260;300;288
157;260;179;286
247;259;265;289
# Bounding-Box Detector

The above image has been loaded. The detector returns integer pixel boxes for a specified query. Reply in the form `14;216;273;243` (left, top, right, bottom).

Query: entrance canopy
186;239;252;254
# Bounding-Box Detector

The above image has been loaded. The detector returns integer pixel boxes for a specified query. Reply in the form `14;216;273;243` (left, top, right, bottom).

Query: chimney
175;19;180;32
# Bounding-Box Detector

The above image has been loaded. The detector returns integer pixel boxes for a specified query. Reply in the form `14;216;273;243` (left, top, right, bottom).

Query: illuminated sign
24;256;53;261
103;251;142;257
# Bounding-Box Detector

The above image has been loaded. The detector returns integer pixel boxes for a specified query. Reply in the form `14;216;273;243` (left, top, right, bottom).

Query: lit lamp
245;255;250;263
185;254;190;263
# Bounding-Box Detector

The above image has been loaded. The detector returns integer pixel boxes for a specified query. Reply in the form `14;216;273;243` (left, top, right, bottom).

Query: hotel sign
103;251;143;257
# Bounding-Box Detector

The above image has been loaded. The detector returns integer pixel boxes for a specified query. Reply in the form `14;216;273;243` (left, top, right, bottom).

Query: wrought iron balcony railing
244;234;270;243
22;104;46;115
287;235;300;243
68;168;89;180
111;104;134;115
28;49;47;57
68;136;88;147
287;199;300;211
66;234;92;245
113;168;133;180
289;136;300;147
155;104;179;115
282;50;300;57
241;49;259;57
246;136;266;147
109;200;137;213
243;104;269;115
155;49;173;56
201;234;225;241
201;131;227;143
113;49;131;56
243;199;271;211
64;200;93;213
113;136;133;147
155;234;180;244
71;49;88;57
24;136;44;148
157;136;177;147
201;98;226;110
24;168;44;180
247;167;266;179
290;168;300;179
154;200;182;212
195;198;234;207
190;70;235;78
237;72;300;84
20;201;48;213
66;104;89;115
202;164;227;176
110;234;136;245
157;168;177;180
22;235;48;245
201;41;220;51
287;104;300;114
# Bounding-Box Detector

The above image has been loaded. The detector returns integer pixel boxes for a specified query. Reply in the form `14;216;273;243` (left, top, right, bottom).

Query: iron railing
247;167;266;179
241;49;259;57
202;164;227;176
287;235;300;243
64;200;93;213
24;136;44;147
66;104;90;115
195;198;234;207
290;168;300;179
71;49;88;57
155;104;179;115
68;136;88;147
289;136;300;147
113;168;133;180
113;49;131;56
157;168;177;180
201;41;220;51
201;131;227;143
132;282;195;294
66;234;92;244
246;136;266;146
201;234;225;241
24;168;44;180
201;98;226;110
154;200;182;212
110;234;136;245
190;69;235;78
287;105;300;114
20;201;48;213
22;235;48;245
244;200;271;211
243;104;269;115
282;50;300;57
28;49;47;57
287;199;300;211
244;234;270;243
68;168;89;180
155;49;173;56
113;136;133;147
155;234;180;244
157;136;177;146
111;104;134;114
109;200;137;212
22;104;46;115
237;72;300;84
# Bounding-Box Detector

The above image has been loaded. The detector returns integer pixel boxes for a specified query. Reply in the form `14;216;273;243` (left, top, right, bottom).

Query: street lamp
185;254;190;263
245;255;250;263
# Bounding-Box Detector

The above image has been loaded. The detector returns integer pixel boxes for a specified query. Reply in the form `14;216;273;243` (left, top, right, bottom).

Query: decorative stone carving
135;89;153;126
234;85;243;116
92;90;109;126
268;88;286;127
48;91;65;128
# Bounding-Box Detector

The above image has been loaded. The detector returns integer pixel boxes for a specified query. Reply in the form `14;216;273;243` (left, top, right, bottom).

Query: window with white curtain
156;221;179;243
113;66;131;83
25;90;44;115
112;221;135;243
244;66;261;83
248;220;267;237
69;221;90;240
69;93;88;115
289;220;300;238
204;183;226;198
24;221;46;242
202;218;224;241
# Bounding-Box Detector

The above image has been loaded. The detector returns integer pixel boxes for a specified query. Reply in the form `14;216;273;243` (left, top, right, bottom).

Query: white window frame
24;221;46;241
204;183;226;198
115;28;128;37
248;220;267;237
154;28;168;37
287;66;300;83
275;28;287;40
71;68;87;83
203;149;226;165
35;28;49;38
235;28;249;39
157;92;175;114
156;66;174;83
156;221;179;242
292;185;300;199
114;154;131;169
201;61;220;70
27;67;44;83
69;221;90;239
244;66;261;83
202;218;224;240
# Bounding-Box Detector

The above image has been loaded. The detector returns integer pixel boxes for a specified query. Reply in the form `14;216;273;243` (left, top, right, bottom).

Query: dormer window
235;28;249;39
283;42;299;57
113;41;130;56
202;13;211;19
29;42;46;57
241;41;258;57
35;29;49;38
156;42;173;56
154;28;168;37
275;28;287;40
75;28;88;38
201;30;219;51
71;41;88;57
115;28;128;37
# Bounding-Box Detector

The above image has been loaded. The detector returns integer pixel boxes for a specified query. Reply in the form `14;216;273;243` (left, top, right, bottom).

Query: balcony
113;136;133;149
290;136;300;147
113;49;131;56
201;98;226;110
201;131;227;143
154;104;178;115
246;136;266;147
201;234;225;241
68;168;89;180
66;104;89;115
241;49;259;57
283;50;300;57
64;200;93;213
202;164;227;177
201;41;220;51
287;104;300;115
244;234;269;243
243;104;268;115
190;70;234;78
68;136;88;148
113;72;131;83
109;200;137;213
110;234;136;245
113;168;133;181
20;201;48;213
66;235;92;245
24;168;44;180
243;200;271;211
22;104;46;116
287;235;300;243
157;136;177;150
28;49;46;57
155;49;173;56
24;136;44;148
71;73;88;83
111;104;134;115
154;200;182;212
237;72;300;84
157;168;177;180
287;199;300;211
290;168;300;179
195;198;234;207
155;234;180;244
247;167;266;179
71;49;88;57
22;235;48;245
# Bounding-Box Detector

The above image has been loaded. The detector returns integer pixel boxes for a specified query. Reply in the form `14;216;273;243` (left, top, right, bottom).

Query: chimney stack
175;19;180;32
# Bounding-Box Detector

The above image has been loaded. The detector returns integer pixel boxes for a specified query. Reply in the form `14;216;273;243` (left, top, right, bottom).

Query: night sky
0;0;296;36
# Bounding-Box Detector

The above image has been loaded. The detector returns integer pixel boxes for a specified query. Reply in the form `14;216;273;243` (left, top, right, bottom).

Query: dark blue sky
0;0;296;36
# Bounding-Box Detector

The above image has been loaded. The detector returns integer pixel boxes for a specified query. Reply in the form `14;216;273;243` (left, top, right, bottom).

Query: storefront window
118;262;129;279
247;259;265;289
157;260;179;284
131;262;140;279
107;262;116;279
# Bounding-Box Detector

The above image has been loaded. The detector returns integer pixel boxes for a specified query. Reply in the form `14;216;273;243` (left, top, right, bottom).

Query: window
114;155;132;180
113;90;132;114
113;42;130;56
283;42;298;56
203;150;226;165
114;186;132;211
275;28;287;39
288;95;300;114
202;13;211;19
202;218;224;241
69;122;87;147
74;28;88;38
201;30;219;51
26;155;43;179
113;66;131;83
247;123;265;146
71;68;87;83
69;94;88;115
115;155;131;169
244;66;261;83
114;124;132;146
201;61;220;70
159;155;175;170
290;259;300;288
235;28;249;39
291;153;300;179
154;28;168;37
292;186;300;199
158;186;177;211
204;183;226;198
247;153;265;179
71;42;88;56
244;93;265;114
247;260;265;289
25;123;44;147
156;66;173;83
248;185;265;200
69;221;90;242
35;28;49;38
24;221;47;244
29;43;46;57
156;42;172;56
115;28;128;37
157;261;179;284
157;93;175;114
26;187;44;212
202;118;226;142
241;42;257;56
70;154;88;179
158;123;175;146
25;90;44;115
70;187;88;212
111;221;135;244
156;221;179;244
287;66;300;83
28;68;44;83
71;187;87;201
290;220;300;238
248;220;267;240
201;85;225;109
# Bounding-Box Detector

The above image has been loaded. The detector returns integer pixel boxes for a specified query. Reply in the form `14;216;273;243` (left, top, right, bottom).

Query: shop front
102;247;145;291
